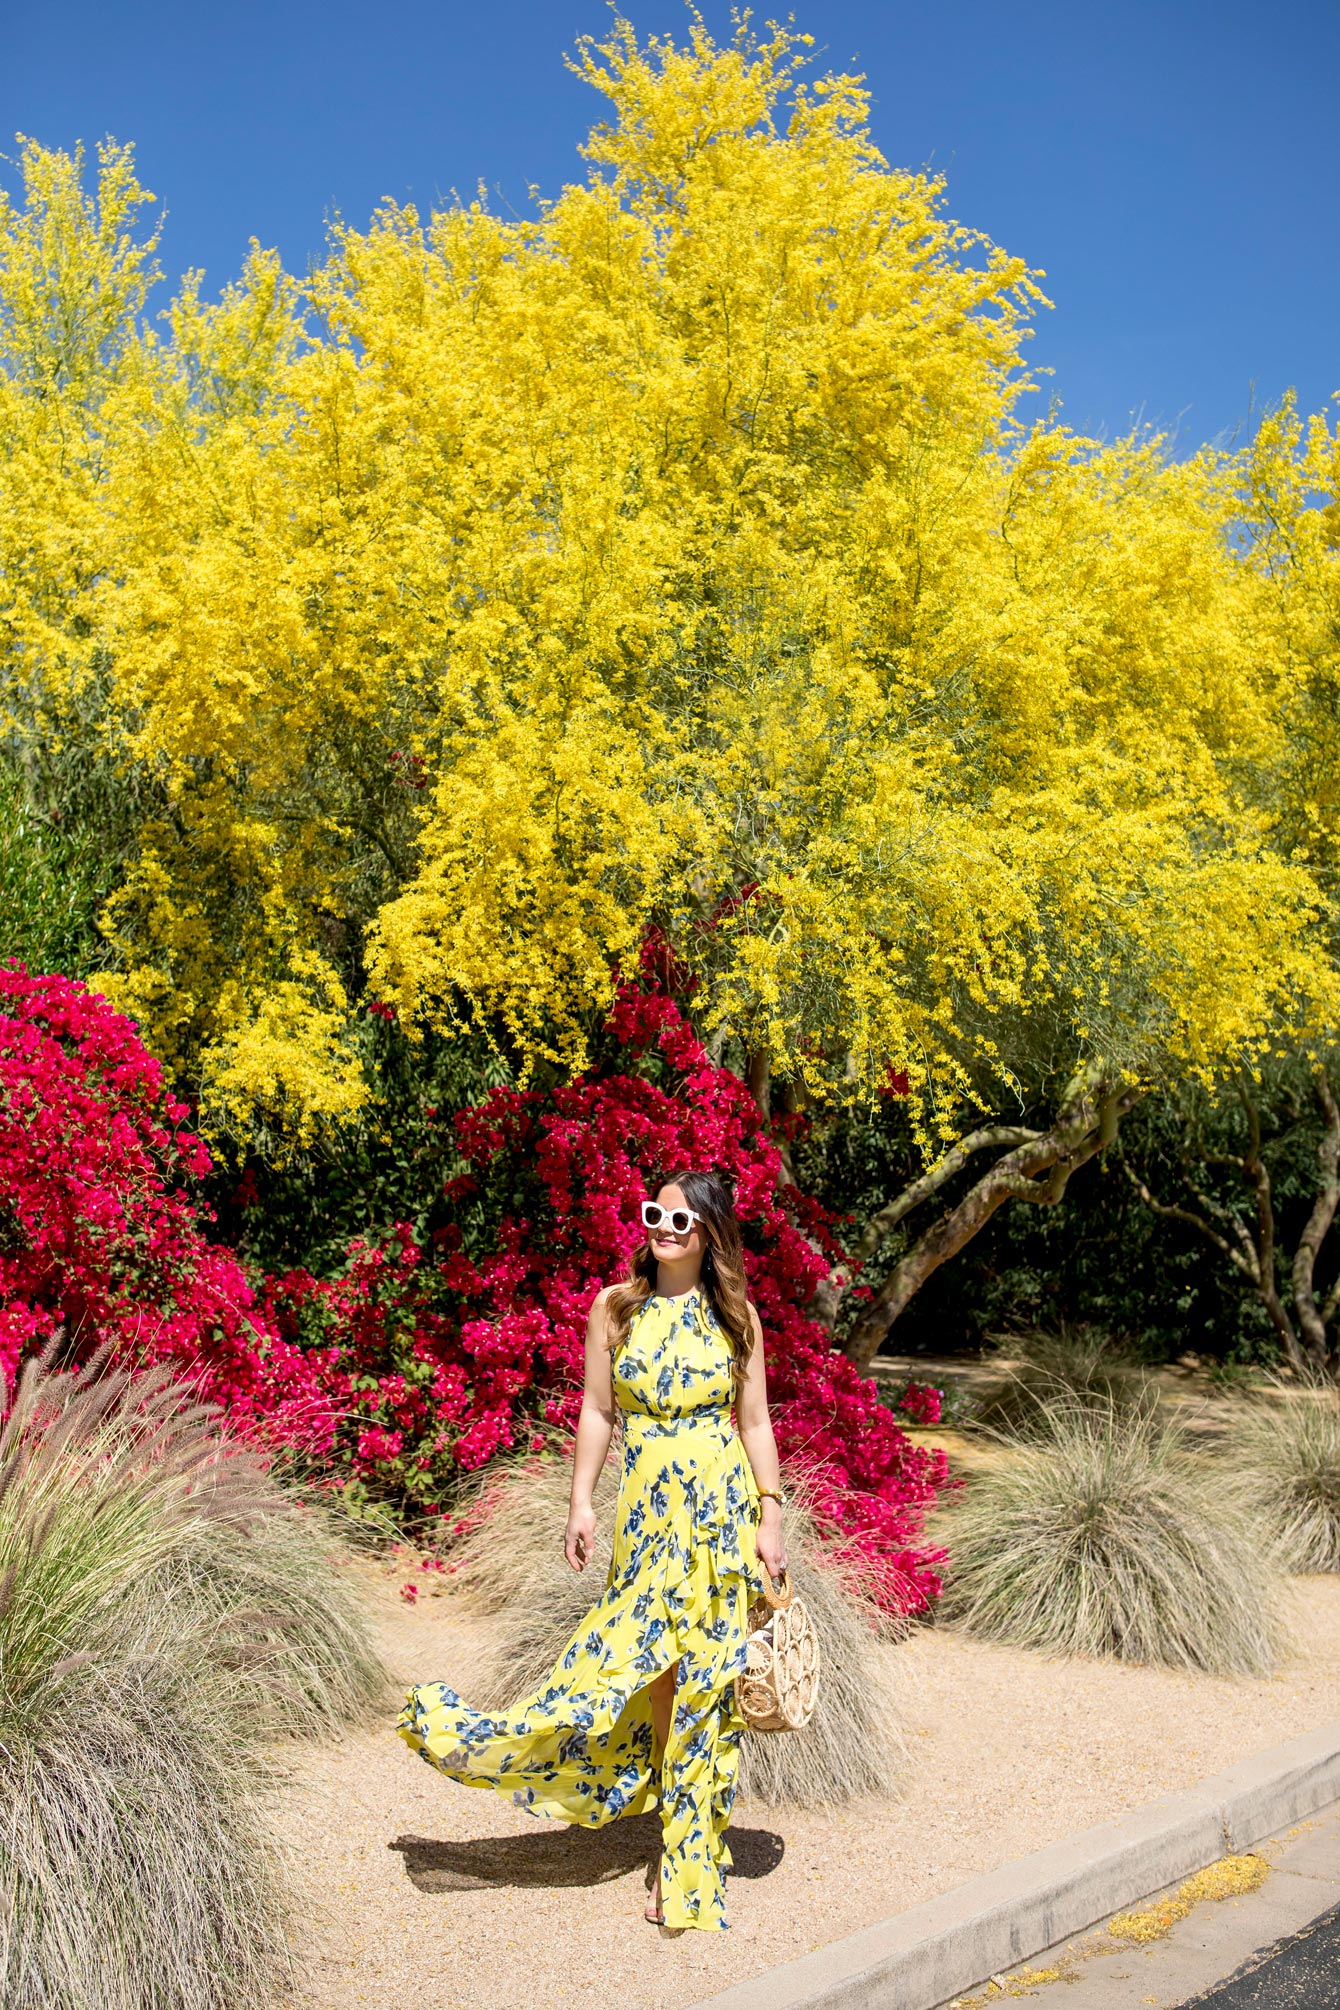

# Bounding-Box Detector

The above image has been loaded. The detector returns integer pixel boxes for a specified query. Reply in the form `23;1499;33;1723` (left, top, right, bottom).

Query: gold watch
757;1487;787;1507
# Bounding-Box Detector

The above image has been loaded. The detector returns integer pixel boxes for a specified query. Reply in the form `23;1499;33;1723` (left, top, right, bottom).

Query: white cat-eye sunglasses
641;1200;702;1236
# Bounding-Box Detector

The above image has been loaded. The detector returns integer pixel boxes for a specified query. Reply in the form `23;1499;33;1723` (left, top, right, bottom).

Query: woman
397;1169;789;1933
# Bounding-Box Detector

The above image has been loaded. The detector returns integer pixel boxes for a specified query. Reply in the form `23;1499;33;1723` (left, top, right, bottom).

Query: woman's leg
646;1659;678;1756
644;1659;679;1919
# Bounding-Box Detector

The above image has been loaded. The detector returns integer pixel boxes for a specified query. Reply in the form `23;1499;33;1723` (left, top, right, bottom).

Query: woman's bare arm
564;1287;617;1572
735;1303;788;1580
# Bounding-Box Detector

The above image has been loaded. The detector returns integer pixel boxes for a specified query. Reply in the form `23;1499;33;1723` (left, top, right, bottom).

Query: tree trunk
746;1048;770;1120
772;1075;801;1189
1293;1071;1340;1372
1243;1159;1307;1366
841;1067;1136;1371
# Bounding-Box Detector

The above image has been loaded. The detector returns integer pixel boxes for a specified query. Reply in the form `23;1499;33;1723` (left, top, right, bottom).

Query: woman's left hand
756;1499;788;1584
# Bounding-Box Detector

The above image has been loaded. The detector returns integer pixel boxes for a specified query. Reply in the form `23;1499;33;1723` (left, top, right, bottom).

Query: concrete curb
688;1720;1340;2010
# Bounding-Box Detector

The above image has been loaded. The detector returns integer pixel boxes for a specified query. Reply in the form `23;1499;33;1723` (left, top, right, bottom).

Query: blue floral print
396;1288;763;1932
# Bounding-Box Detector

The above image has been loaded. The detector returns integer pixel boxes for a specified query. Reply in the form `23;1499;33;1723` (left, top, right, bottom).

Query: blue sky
6;0;1337;449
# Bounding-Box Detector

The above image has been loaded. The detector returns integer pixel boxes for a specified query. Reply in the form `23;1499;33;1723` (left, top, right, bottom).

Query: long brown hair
607;1169;754;1380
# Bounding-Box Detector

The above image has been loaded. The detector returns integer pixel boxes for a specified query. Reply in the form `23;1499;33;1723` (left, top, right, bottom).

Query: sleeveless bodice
612;1288;735;1423
609;1288;756;1555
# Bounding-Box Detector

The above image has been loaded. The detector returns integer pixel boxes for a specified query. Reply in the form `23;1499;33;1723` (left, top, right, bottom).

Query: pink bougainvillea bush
0;964;344;1447
264;966;952;1613
0;959;950;1615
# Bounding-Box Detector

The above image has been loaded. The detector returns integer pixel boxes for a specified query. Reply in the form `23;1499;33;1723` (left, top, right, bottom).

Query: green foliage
0;760;116;978
937;1398;1287;1675
0;1352;386;2010
211;1017;514;1273
944;1165;1268;1363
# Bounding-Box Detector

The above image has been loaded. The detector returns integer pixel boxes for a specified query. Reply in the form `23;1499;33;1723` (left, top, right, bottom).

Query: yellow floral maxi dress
397;1288;762;1932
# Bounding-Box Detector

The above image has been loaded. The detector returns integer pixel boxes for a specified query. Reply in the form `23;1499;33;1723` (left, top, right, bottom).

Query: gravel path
280;1568;1340;2010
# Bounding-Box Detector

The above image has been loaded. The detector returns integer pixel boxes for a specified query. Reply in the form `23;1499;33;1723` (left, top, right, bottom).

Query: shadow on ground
390;1817;785;1892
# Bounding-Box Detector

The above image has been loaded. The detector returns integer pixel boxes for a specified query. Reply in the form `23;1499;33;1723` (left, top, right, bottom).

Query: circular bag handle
760;1567;794;1611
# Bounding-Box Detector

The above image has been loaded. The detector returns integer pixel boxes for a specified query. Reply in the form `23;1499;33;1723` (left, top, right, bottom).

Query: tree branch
1182;1176;1260;1270
1293;1070;1340;1370
1237;1080;1304;1368
1125;1083;1310;1376
1121;1162;1260;1282
840;1068;1137;1370
1324;1275;1340;1331
808;1123;1040;1330
746;1047;770;1119
856;1125;1042;1256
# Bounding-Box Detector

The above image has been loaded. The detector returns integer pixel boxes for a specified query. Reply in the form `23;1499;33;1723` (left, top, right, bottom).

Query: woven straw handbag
738;1569;821;1733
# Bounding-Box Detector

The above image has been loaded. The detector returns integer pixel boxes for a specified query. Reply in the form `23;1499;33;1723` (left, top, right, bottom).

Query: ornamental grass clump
938;1397;1286;1676
447;1437;904;1806
0;1351;387;2010
1227;1385;1340;1573
162;1500;387;1744
972;1324;1154;1435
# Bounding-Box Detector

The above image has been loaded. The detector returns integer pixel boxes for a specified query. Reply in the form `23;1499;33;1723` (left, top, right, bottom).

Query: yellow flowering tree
0;20;1336;1340
1107;395;1340;1382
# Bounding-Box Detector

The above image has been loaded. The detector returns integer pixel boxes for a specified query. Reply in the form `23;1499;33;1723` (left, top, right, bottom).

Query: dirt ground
279;1565;1340;2010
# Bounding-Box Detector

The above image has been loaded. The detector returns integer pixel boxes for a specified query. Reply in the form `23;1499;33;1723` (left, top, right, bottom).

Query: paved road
1179;1898;1340;2006
963;1802;1340;2009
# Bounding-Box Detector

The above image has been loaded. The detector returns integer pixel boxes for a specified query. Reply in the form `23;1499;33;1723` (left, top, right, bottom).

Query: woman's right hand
564;1501;597;1572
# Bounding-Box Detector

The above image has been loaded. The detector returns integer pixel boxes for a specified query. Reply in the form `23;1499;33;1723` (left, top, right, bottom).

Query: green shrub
446;1438;904;1807
937;1397;1286;1675
0;1352;387;2010
0;762;114;978
1228;1387;1340;1572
